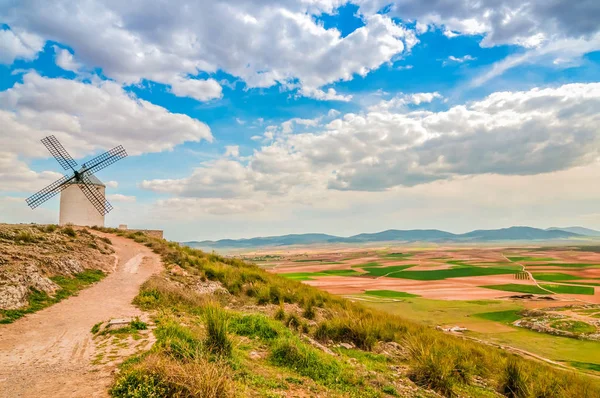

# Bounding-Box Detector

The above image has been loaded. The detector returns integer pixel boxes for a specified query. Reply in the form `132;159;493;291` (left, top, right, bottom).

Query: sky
1;0;600;241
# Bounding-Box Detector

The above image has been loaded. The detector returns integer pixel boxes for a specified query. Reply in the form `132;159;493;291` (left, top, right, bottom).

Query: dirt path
0;232;162;398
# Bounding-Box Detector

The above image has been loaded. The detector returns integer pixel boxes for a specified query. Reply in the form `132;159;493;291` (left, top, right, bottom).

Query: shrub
274;305;285;321
62;226;77;237
269;337;347;386
302;299;316;320
111;354;233;398
204;305;232;357
154;320;203;360
130;318;147;331
15;230;38;243
500;358;529;398
44;224;58;233
229;314;281;340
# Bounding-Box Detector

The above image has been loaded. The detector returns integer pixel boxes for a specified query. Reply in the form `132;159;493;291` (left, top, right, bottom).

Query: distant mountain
458;226;579;241
329;229;457;243
183;226;588;249
547;226;600;237
183;233;337;249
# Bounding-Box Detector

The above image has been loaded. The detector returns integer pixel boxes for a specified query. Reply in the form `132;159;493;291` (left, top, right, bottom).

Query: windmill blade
41;135;78;171
81;145;127;176
26;174;73;209
78;176;113;215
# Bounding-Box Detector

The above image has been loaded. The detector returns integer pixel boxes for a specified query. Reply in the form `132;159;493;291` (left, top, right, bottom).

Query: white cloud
0;72;212;159
141;82;600;210
444;55;476;65
224;145;240;158
168;76;222;101
1;1;416;100
0;29;44;64
369;91;442;111
0;152;63;192
235;118;245;125
105;181;119;188
106;194;136;202
53;46;81;72
299;87;353;102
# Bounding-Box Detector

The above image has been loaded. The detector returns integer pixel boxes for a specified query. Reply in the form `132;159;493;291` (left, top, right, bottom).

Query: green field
382;252;413;259
532;273;582;282
281;269;362;280
361;264;415;277
526;263;600;268
507;256;556;262
364;290;419;298
540;283;595;295
351;261;382;268
361;297;600;371
474;309;522;324
379;265;517;280
481;284;551;294
550;320;597;334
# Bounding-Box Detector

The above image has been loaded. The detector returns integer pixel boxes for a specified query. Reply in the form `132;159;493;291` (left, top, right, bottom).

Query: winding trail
0;231;162;398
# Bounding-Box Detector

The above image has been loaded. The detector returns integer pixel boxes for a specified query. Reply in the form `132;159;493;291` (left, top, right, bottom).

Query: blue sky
1;1;600;240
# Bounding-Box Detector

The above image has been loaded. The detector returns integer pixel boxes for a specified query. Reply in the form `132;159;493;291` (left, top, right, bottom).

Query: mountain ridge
183;226;592;249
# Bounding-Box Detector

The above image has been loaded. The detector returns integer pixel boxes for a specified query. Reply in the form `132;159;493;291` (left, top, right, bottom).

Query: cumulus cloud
368;91;442;111
0;28;44;64
141;82;600;210
168;76;222;101
444;55;476;65
224;145;240;158
0;72;212;158
106;194;136;202
0;152;63;192
0;1;416;100
105;181;119;188
53;46;81;72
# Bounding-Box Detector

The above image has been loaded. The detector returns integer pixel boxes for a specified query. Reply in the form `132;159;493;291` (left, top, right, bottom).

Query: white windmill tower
26;136;127;227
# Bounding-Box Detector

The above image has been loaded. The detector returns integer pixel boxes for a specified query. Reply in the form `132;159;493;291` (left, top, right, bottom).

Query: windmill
26;135;128;227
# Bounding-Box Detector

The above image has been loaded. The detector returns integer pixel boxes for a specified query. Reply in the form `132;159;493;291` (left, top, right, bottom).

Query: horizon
2;1;600;242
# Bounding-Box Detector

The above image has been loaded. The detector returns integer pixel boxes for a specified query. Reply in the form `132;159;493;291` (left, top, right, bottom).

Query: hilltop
184;226;587;249
2;225;599;397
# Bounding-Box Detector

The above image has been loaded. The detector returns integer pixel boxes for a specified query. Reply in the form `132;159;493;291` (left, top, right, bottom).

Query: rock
170;265;189;276
194;280;229;295
249;351;264;360
338;342;354;350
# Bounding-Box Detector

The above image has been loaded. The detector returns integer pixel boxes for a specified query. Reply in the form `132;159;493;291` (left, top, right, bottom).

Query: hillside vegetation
0;224;114;323
100;228;599;398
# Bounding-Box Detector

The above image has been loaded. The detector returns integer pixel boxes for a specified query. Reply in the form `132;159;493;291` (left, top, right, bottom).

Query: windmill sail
26;174;73;209
82;145;127;176
41;135;78;171
78;174;113;215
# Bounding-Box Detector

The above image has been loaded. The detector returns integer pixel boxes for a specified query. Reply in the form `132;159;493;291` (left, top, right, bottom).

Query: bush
111;354;233;398
44;224;58;233
204;305;232;357
274;305;285;321
15;230;38;243
500;358;530;398
229;314;281;340
62;226;77;237
269;337;347;386
130;318;147;331
154;320;203;360
303;299;316;320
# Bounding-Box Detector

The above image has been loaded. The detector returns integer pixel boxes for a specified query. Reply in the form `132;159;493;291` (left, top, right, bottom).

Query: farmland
243;243;600;375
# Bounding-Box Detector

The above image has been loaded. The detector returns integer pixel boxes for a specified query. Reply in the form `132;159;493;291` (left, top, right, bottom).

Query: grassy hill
102;228;599;398
0;224;114;323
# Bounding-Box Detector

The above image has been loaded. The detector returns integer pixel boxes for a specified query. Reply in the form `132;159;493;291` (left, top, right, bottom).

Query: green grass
532;273;582;282
539;284;595;295
380;266;517;281
570;361;600;372
0;269;106;324
281;269;362;281
361;264;415;277
507;256;555;262
480;284;551;295
474;310;522;324
364;290;419;298
526;263;600;268
550;320;596;334
382;252;413;259
351;261;382;268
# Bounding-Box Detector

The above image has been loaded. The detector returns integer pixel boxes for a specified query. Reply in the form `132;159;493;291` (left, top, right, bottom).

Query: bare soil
0;231;162;398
